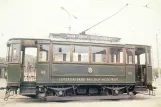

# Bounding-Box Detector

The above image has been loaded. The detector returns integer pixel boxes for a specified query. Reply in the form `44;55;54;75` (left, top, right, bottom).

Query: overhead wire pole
0;33;4;36
79;3;129;35
156;34;161;78
61;7;77;33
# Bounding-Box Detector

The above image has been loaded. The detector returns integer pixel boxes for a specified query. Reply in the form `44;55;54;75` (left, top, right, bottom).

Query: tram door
135;47;147;85
21;47;37;82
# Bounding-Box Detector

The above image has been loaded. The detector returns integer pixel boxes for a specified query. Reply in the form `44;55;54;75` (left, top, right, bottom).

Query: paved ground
0;78;161;107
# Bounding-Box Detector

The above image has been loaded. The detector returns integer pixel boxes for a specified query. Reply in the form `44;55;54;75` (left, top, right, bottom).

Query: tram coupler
0;87;6;90
3;87;18;101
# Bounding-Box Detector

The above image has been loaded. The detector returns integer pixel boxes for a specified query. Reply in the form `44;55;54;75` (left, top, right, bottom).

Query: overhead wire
143;0;154;8
79;3;129;34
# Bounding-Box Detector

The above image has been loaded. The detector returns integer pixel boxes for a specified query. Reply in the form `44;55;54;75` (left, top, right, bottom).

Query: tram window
126;49;134;64
139;50;151;65
38;44;49;62
53;45;70;62
7;45;12;62
73;46;89;62
13;48;17;59
91;47;106;63
8;44;20;63
147;49;151;65
140;53;145;64
135;55;138;64
21;51;23;64
135;48;146;65
110;47;124;64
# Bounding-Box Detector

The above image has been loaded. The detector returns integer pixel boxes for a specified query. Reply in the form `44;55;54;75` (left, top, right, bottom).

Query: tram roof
8;33;151;48
8;37;151;48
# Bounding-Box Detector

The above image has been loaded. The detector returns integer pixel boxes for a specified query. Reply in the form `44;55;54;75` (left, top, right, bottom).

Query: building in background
0;57;7;78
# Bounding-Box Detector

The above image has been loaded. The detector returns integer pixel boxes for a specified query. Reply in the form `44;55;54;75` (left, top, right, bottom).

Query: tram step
20;87;36;95
20;82;36;95
20;82;36;87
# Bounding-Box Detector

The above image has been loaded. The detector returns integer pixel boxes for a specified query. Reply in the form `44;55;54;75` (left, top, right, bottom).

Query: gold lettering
58;78;118;82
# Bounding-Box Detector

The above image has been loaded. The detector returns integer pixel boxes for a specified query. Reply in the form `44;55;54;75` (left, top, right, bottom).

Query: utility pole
60;7;77;33
156;34;160;78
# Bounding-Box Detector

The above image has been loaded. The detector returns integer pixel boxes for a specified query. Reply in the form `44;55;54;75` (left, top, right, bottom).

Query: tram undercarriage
18;84;155;101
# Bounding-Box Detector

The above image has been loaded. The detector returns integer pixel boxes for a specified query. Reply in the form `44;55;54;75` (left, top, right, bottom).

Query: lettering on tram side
58;78;119;82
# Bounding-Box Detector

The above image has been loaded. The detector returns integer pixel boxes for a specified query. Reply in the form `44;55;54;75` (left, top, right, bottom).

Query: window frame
8;43;21;63
52;44;71;63
51;43;128;65
7;44;12;62
71;45;90;63
90;46;108;64
108;46;125;64
38;43;50;62
146;48;152;66
126;48;135;65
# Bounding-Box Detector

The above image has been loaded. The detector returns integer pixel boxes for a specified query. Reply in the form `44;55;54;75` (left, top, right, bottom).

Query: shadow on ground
3;94;153;103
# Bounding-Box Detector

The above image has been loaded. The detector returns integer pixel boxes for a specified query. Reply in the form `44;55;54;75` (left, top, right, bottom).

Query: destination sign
58;77;119;82
49;33;121;42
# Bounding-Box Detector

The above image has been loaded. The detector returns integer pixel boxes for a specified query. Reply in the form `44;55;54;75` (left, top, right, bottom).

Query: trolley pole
156;34;160;78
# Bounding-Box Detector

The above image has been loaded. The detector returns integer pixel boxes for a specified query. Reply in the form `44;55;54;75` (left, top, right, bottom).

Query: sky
0;0;161;68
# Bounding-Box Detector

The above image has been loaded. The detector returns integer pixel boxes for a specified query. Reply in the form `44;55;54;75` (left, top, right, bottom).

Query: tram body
5;33;154;100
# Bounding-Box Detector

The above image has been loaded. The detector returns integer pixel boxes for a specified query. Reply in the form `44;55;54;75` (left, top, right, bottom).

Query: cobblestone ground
0;78;161;107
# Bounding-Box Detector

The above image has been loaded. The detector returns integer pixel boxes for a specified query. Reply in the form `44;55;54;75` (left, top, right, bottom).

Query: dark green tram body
5;34;154;100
